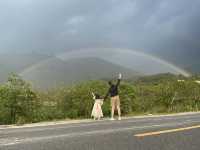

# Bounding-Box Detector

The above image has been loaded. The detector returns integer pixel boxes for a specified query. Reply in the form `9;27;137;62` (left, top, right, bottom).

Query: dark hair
108;81;112;86
95;93;100;99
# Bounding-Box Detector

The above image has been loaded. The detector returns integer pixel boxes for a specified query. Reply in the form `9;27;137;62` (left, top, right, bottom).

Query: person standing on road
104;73;122;120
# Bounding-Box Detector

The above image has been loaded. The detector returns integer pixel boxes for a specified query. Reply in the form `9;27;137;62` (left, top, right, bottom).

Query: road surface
1;113;200;150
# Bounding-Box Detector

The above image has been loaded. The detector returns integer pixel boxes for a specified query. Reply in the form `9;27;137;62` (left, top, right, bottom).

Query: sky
0;0;200;58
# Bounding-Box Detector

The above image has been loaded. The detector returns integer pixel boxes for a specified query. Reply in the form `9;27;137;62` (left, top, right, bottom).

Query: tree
0;74;37;124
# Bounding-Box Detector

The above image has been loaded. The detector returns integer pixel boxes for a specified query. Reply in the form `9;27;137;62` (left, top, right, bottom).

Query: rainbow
20;48;191;77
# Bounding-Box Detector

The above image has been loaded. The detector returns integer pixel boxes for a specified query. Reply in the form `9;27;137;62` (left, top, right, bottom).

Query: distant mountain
134;73;186;84
20;57;140;89
2;49;199;89
0;53;50;83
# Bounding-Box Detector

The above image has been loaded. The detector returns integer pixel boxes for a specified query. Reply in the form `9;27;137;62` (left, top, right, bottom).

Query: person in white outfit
91;92;104;120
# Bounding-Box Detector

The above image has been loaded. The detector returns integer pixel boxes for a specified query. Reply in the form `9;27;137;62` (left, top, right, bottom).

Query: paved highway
1;113;200;150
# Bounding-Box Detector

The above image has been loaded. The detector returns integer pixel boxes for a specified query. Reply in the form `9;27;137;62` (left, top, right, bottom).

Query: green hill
21;57;141;89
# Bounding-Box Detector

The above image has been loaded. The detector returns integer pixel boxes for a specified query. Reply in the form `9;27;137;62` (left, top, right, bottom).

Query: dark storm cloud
0;0;200;55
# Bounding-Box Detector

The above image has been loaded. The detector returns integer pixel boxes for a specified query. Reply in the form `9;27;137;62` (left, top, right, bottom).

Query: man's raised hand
118;73;122;79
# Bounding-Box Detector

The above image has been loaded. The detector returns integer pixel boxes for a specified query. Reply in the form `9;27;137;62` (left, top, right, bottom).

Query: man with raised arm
104;73;122;120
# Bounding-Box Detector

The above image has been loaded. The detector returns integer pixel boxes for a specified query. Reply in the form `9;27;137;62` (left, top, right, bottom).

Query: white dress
91;99;103;119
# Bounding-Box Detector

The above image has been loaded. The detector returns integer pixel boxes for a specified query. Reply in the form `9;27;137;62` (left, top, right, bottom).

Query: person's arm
116;73;122;87
91;92;96;100
104;89;110;100
116;79;121;87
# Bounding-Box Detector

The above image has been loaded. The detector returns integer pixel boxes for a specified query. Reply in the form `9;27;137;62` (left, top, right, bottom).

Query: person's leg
117;106;121;120
111;97;115;120
116;96;121;120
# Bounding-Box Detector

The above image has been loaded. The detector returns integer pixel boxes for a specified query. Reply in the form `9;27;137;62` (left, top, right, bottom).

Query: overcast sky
0;0;200;56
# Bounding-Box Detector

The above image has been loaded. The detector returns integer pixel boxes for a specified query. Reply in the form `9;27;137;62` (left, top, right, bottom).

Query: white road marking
0;138;21;146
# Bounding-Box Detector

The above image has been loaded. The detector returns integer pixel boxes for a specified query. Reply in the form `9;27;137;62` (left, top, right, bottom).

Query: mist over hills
0;53;50;82
0;53;140;88
0;49;199;89
20;57;140;89
147;49;200;73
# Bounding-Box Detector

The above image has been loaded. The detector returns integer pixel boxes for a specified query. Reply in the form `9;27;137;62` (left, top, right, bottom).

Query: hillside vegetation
0;73;200;125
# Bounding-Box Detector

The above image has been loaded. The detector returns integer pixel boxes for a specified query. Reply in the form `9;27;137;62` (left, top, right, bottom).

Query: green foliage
119;83;135;114
134;78;200;114
1;73;200;125
0;74;38;124
60;80;109;118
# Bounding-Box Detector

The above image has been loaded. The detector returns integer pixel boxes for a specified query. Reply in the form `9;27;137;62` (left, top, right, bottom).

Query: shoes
110;117;122;121
110;118;115;121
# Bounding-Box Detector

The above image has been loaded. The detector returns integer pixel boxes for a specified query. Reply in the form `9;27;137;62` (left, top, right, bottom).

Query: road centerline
1;119;200;147
134;125;200;137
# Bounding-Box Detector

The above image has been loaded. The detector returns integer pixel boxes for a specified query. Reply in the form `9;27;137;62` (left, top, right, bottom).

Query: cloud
0;0;199;59
67;16;86;26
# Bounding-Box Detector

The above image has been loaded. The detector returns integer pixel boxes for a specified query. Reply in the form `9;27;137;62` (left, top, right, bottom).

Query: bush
60;80;109;118
1;73;200;125
0;74;38;124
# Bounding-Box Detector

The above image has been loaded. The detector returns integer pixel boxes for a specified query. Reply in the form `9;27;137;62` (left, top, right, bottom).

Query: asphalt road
1;113;200;150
